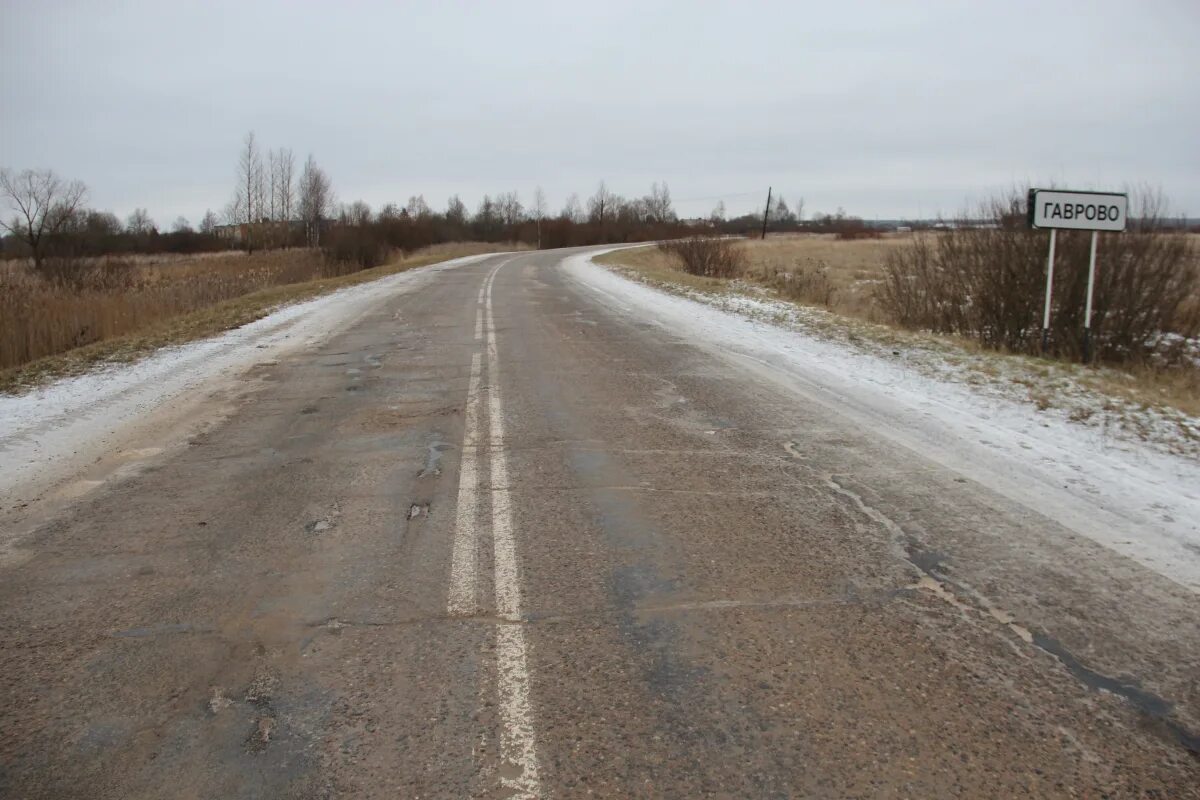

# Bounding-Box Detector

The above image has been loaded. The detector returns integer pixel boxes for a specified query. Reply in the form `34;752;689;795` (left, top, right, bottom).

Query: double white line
447;261;542;798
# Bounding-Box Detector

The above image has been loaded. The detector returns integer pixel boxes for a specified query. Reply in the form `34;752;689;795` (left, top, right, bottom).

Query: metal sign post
1083;230;1099;363
1041;228;1057;352
1028;188;1128;363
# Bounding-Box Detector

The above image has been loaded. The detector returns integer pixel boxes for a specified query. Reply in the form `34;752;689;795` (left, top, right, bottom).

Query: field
599;233;920;320
0;242;521;392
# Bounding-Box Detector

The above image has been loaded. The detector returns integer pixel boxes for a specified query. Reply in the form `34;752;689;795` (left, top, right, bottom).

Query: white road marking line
447;351;485;616
484;262;543;798
475;307;484;340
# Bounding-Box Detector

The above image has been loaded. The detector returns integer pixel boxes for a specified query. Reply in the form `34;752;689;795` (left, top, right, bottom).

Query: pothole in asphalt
408;503;429;520
305;505;341;535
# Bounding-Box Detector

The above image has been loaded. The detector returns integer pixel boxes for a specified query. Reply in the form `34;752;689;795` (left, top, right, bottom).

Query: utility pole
761;187;772;240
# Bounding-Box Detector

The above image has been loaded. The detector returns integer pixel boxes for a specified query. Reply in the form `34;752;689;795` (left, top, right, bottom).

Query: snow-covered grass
567;250;1200;593
597;248;1200;460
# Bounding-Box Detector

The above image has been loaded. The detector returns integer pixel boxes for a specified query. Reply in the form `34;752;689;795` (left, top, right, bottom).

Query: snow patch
0;253;498;507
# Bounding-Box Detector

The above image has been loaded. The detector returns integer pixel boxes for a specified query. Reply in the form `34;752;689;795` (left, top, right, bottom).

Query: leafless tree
497;191;523;228
223;194;244;226
446;195;468;228
794;196;805;223
297;155;333;246
770;196;795;224
377;202;400;221
561;193;583;223
237;131;263;224
199;209;219;234
710;200;727;225
347;200;372;226
126;208;155;235
587;181;614;225
172;216;192;234
0;167;88;270
406;194;431;219
533;186;547;248
267;149;278;221
475;195;499;237
646;181;674;223
274;148;295;221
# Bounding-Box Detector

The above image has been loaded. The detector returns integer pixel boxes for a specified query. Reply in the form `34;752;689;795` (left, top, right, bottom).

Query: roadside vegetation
598;203;1200;451
2;131;702;390
0;242;520;393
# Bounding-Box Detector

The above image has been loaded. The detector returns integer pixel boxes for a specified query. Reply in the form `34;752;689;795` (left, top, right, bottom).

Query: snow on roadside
566;251;1200;593
0;252;498;506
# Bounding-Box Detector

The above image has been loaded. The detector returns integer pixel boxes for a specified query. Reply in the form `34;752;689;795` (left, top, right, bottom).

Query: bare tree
377;202;400;221
475;195;499;238
561;193;583;223
347;200;372;226
223;193;244;226
646;181;674;223
126;208;156;235
794;196;805;223
237;131;263;224
710;200;727;225
199;209;219;234
274;148;295;221
267;149;278;221
0;167;88;270
446;195;468;228
172;216;192;234
533;186;547;248
770;196;795;224
297;155;333;246
497;191;523;228
587;181;614;225
405;194;431;219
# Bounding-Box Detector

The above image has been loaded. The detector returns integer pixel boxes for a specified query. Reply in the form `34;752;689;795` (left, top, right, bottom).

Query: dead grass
0;242;520;394
597;245;732;294
598;237;1200;427
599;233;920;321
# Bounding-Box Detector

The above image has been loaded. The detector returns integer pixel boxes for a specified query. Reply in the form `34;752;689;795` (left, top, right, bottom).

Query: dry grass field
1;242;521;392
599;233;921;320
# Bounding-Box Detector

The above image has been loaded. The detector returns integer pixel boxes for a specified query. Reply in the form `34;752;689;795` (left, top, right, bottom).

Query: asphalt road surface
2;247;1198;798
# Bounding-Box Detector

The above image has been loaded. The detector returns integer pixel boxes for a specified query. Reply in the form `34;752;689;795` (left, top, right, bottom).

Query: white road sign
1029;189;1127;232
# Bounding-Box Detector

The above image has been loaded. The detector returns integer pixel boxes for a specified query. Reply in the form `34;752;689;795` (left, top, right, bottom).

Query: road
1;247;1198;798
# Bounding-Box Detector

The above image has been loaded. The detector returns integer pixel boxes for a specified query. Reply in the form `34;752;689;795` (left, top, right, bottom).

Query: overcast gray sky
2;0;1198;226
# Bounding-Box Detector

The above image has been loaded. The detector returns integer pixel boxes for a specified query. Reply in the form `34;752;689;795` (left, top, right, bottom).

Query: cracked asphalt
1;247;1197;798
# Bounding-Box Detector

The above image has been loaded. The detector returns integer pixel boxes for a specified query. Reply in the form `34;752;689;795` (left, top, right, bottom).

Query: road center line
446;350;484;616
484;262;543;798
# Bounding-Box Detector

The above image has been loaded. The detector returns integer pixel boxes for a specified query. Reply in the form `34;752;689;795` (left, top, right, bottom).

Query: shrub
877;192;1200;364
321;226;390;273
658;236;746;278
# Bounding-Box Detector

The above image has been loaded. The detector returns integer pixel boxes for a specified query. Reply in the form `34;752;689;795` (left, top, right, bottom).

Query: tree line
2;130;829;269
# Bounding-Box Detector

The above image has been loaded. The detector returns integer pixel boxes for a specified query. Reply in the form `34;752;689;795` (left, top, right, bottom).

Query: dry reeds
0;250;325;369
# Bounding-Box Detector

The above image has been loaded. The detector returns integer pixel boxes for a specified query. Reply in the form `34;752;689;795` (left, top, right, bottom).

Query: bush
877;192;1200;364
658;236;746;278
321;226;390;273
